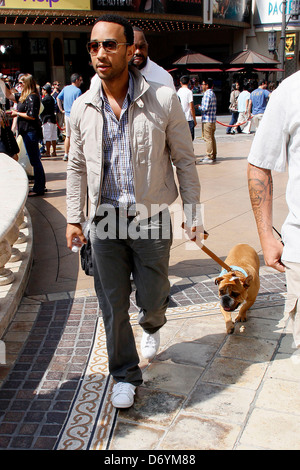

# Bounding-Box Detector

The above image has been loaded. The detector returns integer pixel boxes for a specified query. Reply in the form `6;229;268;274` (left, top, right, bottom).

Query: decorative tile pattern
55;317;114;450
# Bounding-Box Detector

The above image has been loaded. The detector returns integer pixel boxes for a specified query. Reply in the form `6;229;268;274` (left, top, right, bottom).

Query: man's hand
66;223;87;250
182;222;208;243
261;235;285;273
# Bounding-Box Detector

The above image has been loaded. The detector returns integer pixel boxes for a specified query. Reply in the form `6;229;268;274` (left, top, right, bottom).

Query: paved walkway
0;119;299;451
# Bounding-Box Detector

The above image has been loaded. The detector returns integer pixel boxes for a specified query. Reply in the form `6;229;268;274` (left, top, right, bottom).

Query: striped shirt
100;74;135;209
199;89;217;123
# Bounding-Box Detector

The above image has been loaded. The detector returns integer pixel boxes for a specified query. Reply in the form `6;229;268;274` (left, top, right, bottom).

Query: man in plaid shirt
66;14;204;409
198;78;217;164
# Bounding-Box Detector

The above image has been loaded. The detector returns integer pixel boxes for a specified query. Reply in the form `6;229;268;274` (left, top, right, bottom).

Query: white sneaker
141;330;160;360
198;156;215;165
63;154;68;161
111;382;136;408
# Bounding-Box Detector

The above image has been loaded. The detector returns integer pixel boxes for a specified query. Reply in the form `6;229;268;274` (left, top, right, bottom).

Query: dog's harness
219;266;248;278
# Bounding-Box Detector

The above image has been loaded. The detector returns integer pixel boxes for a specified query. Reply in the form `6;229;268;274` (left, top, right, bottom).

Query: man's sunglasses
86;39;129;55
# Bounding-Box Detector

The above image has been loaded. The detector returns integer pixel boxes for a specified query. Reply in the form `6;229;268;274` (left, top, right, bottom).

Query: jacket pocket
87;167;101;205
133;116;165;165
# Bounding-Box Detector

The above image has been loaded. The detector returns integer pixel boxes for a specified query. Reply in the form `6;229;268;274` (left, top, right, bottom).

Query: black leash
273;226;284;245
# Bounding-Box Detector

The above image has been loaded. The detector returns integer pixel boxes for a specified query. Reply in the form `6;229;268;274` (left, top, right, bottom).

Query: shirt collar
140;57;150;74
100;72;134;105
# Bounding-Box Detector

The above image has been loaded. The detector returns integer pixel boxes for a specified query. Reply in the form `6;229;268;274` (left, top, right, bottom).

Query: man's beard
130;54;147;70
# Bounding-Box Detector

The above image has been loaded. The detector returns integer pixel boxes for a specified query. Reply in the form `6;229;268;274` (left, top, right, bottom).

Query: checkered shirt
199;89;217;123
100;74;135;209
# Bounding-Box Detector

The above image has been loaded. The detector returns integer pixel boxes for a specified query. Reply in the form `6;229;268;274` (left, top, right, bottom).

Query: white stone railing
0;153;32;337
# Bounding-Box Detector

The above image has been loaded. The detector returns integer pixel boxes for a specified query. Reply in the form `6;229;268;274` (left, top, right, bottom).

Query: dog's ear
215;276;224;285
242;275;253;289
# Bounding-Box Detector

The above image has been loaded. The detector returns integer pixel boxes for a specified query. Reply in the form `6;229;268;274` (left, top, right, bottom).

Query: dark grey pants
90;209;172;386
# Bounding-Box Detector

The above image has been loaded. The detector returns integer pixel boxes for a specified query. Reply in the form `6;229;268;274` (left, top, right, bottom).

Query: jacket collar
85;66;150;109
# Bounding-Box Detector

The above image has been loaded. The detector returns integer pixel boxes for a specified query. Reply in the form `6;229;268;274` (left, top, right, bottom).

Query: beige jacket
67;66;200;223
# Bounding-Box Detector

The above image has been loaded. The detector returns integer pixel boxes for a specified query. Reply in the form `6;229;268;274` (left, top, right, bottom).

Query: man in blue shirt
249;80;270;132
197;78;217;164
57;73;82;160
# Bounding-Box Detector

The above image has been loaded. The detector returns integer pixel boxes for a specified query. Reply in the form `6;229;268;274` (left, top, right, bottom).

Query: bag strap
86;188;89;218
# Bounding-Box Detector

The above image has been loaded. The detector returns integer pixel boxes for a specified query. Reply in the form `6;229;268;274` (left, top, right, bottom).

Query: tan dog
215;244;260;334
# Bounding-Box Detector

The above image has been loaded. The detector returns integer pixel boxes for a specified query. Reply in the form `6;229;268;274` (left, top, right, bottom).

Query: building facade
247;0;300;80
0;1;252;88
0;0;298;90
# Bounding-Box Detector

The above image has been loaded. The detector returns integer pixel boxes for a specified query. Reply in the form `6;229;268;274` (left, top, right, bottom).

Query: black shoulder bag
0;111;20;157
80;189;94;276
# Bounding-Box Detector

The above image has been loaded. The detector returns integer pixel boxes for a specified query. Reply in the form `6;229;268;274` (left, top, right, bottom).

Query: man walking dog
66;14;204;409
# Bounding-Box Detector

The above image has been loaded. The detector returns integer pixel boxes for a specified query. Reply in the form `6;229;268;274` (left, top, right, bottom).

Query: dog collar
219;265;248;278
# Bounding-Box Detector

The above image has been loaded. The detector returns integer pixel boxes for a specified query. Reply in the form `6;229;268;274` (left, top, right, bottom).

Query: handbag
80;231;94;276
0;139;7;154
80;191;94;276
16;134;34;176
0;111;20;157
229;90;239;112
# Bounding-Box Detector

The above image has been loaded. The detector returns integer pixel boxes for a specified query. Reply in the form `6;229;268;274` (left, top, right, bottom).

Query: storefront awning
253;68;285;72
0;9;235;32
225;67;245;72
187;68;223;72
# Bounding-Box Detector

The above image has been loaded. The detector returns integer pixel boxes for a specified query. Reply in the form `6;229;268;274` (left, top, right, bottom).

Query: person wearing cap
40;84;57;157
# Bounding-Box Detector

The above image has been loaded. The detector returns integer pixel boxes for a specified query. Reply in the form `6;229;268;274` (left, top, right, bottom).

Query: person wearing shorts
41;84;57;157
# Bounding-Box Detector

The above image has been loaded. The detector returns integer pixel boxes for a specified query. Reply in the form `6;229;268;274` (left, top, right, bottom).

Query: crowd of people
226;78;275;135
0;62;277;192
0;73;83;196
174;76;276;165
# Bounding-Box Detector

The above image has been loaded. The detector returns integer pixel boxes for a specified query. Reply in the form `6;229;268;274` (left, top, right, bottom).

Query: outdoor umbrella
225;49;282;71
173;51;222;66
172;51;223;72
